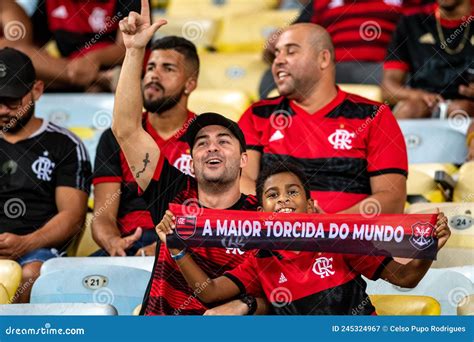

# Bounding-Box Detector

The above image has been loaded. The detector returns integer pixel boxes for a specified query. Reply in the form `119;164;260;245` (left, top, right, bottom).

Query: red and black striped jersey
140;154;259;315
296;0;435;62
33;0;140;58
238;88;408;213
93;111;195;235
226;250;391;315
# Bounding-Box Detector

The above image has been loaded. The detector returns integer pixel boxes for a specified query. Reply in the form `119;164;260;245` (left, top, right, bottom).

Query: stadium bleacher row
0;0;472;317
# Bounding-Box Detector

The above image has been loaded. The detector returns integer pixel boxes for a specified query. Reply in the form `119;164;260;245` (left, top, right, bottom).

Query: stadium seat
364;268;473;315
215;10;300;52
153;16;219;49
267;84;383;102
189;89;250;121
41;257;155;275
67;213;100;257
457;294;474;315
133;304;142;316
339;84;383;102
167;0;278;19
445;266;474;283
0;260;22;302
36;94;114;167
406;164;458;203
398;119;469;164
0;303;118;315
0;284;10;305
30;265;151;315
406;202;474;268
370;295;441;315
454;162;474;203
198;52;267;100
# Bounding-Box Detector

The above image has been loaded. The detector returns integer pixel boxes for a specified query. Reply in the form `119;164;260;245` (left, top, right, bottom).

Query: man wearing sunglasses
0;48;91;302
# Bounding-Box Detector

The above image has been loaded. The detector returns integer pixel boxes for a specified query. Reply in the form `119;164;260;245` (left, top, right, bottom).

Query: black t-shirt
385;12;473;99
0;121;91;235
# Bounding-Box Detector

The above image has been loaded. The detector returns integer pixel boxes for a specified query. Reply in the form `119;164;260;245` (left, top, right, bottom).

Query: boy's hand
435;210;450;250
155;210;175;245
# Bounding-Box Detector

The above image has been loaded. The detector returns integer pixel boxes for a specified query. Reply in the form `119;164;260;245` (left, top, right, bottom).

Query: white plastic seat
364;268;473;315
0;303;118;315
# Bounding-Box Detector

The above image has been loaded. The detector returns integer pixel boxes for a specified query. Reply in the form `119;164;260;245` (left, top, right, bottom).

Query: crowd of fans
0;0;471;315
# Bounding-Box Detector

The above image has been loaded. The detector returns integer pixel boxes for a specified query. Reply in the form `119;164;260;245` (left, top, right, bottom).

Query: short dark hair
150;36;200;77
256;163;311;205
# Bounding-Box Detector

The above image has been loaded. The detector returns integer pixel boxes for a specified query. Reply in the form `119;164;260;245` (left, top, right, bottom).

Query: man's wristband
239;294;257;315
170;248;187;261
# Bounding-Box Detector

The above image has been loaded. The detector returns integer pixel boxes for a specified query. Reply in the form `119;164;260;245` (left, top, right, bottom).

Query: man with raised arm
112;0;266;315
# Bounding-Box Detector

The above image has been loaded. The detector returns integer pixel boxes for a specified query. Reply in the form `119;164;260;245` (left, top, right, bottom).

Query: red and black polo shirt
238;88;408;213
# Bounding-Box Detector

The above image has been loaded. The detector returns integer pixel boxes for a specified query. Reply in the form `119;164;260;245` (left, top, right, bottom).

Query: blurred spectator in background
259;0;435;97
0;48;91;302
240;24;408;214
2;0;141;92
382;0;473;118
91;36;199;257
467;122;474;160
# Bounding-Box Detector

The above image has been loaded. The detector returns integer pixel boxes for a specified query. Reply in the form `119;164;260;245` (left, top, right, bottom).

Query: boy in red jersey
156;163;450;315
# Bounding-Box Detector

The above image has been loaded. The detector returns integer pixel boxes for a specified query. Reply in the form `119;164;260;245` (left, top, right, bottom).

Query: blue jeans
16;248;63;266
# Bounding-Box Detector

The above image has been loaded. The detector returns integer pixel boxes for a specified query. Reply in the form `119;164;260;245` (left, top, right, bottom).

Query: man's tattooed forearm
136;153;150;178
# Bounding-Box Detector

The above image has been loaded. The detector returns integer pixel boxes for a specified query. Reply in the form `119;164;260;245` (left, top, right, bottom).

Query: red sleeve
366;105;408;177
344;254;392;280
238;106;264;153
224;252;265;297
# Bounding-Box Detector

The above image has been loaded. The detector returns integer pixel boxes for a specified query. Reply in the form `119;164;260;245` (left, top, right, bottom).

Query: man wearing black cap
112;1;263;315
0;47;91;302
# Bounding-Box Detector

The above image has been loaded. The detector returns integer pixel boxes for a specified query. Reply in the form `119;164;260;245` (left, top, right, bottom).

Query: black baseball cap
0;48;36;99
185;112;247;152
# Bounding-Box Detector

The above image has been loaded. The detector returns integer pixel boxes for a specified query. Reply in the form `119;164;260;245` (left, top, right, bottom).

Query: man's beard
1;100;35;134
143;87;186;114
